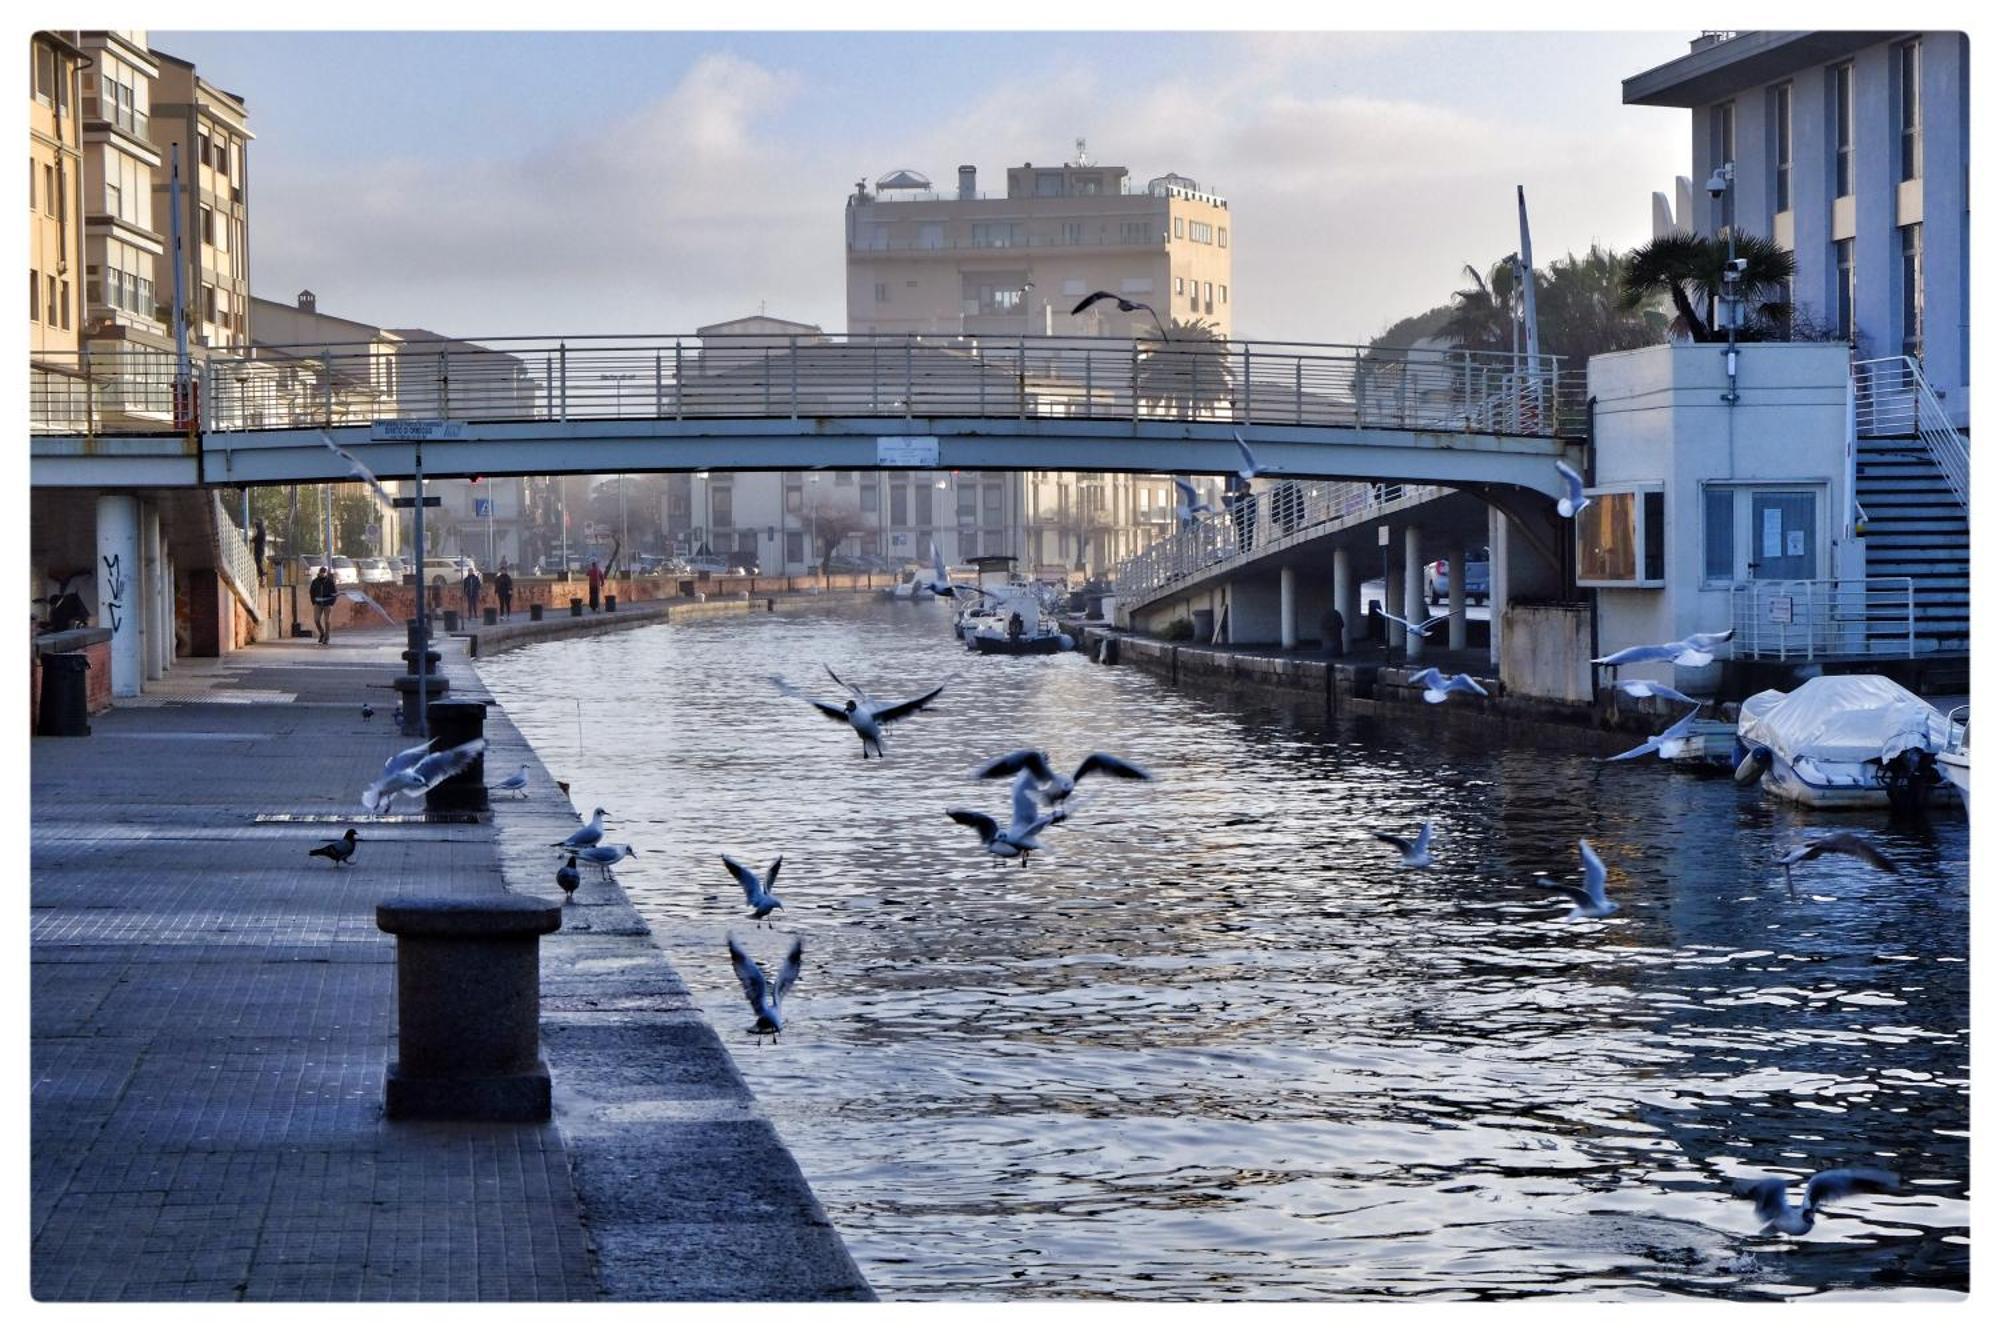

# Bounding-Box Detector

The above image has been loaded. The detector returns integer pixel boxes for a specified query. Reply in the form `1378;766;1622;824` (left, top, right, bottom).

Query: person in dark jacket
462;568;483;619
309;566;337;644
494;562;514;620
587;560;603;612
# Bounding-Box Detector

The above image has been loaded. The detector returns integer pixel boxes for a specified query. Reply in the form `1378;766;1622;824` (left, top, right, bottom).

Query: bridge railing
1728;577;1916;659
30;334;1578;441
1115;478;1446;606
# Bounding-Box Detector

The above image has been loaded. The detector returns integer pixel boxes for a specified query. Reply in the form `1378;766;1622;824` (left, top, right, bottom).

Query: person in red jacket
586;560;603;612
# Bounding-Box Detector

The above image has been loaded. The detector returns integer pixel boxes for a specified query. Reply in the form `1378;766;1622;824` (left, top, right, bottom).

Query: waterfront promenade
29;626;870;1301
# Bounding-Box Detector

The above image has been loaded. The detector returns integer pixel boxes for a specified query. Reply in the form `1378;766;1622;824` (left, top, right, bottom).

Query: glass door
1747;490;1816;580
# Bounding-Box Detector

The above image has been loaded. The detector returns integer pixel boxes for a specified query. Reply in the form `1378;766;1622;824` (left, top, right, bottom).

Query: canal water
480;602;1970;1300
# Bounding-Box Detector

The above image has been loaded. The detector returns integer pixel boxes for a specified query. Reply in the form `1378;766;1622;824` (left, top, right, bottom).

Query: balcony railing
1729;577;1916;660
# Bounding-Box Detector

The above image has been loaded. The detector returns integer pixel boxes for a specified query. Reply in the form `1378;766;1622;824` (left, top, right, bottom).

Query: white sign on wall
877;436;940;467
371;419;467;441
1761;507;1783;558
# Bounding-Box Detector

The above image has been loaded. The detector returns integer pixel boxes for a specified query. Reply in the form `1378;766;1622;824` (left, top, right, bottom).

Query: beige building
842;151;1230;574
29;30;88;424
150;51;251;350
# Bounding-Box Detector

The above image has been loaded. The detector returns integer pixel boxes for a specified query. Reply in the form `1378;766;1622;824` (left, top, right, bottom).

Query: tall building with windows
29;30;88;418
149;51;252;349
1625;31;1969;424
842;150;1231;574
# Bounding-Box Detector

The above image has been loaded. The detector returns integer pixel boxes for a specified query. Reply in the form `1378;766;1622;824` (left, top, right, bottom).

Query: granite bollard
376;896;561;1121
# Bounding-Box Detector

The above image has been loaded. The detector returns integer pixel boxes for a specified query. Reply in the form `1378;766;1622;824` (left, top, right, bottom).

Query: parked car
357;557;397;584
326;555;361;586
1425;548;1491;604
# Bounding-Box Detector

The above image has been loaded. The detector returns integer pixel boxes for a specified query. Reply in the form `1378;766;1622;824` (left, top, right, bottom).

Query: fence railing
1115;478;1445;606
209;491;263;624
29;334;1581;443
1853;355;1969;511
1729;577;1916;660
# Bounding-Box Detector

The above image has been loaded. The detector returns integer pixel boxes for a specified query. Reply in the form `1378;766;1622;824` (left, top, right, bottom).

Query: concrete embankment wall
462;589;880;657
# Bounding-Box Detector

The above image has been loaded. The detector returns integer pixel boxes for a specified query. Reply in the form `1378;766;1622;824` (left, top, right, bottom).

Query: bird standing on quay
360;703;374;720
308;828;359;868
1743;1167;1898;1235
493;764;530;798
572;843;638;880
554;807;610;851
556;855;581;897
727;934;804;1042
723;854;785;925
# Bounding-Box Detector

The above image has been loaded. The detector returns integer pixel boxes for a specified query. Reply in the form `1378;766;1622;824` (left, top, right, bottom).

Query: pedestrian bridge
31;332;1586;493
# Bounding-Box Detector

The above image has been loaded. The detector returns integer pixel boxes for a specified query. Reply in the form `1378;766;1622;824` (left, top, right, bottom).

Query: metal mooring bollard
394;618;449;735
483;607;498;626
376;896;561;1121
425;699;489;812
604;593;617;613
529;603;544;622
570;597;584;618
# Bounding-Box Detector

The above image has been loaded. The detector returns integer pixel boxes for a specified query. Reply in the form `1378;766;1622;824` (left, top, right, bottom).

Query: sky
150;28;1697;347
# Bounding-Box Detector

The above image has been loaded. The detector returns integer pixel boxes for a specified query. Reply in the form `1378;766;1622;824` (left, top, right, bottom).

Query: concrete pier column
1447;546;1467;650
141;505;165;681
1487;505;1511;669
1403;525;1426;661
1279;566;1298;649
1331;546;1354;654
95;495;142;698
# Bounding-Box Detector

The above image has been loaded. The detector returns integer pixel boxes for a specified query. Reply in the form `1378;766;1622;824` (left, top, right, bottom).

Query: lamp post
1707;160;1743;403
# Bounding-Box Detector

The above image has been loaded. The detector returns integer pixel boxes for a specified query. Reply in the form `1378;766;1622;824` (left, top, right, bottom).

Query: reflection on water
480;602;1970;1299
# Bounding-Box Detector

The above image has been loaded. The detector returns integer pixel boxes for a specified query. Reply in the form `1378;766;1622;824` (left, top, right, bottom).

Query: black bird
392;704;405;728
556;855;581;897
361;702;374;719
1779;831;1900;894
1070;290;1168;339
308;828;359;867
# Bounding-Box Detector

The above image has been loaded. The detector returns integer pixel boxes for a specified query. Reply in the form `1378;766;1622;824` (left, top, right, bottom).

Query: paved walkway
30;626;869;1301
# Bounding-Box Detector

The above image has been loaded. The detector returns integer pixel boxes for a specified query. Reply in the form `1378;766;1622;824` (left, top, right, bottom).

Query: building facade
149;51;252;351
29;30;88;425
1625;30;1970;425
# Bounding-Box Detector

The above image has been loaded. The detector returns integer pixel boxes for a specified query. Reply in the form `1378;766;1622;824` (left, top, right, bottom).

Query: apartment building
29;30;88;422
842;151;1229;575
1625;31;1970;425
150;51;252;350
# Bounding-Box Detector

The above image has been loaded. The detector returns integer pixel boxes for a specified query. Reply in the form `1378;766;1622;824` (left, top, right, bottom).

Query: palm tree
1618;231;1796;342
1535;245;1668;361
1136;317;1234;419
1440;258;1524;354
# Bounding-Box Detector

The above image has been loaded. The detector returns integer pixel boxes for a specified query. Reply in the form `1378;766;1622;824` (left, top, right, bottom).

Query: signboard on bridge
877;436;940;467
371;419;467;442
1768;595;1795;625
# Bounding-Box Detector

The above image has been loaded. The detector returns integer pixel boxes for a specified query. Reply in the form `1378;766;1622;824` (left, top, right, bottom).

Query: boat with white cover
1938;705;1969;806
1734;674;1953;811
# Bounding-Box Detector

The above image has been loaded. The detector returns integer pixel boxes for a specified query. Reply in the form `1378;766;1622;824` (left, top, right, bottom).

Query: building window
914;484;933;526
957;486;976;525
59;278;69;330
30;267;40;322
919;222;943;250
860;481;879;513
1834;238;1855;342
970;222;1021;248
785;483;803;514
1770;82;1792;214
1709;102;1735;233
33;42;57;105
1119;220;1150;244
1219;227;1228;248
874;281;888;303
1034;171;1063;197
203;285;217;323
890;485;908;526
1221;284;1228;304
982;482;1003;520
711;487;732;529
46;273;58;325
834;471;853;486
1901;223;1924;360
201;207;215;245
1173;217;1184;239
44;164;56;217
1174;276;1184;296
1060;221;1084;244
1120;276;1153;295
1832;62;1854;199
1900;40;1923;182
1188;220;1212;243
962;273;1026;315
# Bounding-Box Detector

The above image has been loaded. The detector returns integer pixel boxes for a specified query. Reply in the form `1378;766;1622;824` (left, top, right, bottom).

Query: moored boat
1734;674;1953;811
1937;705;1970;806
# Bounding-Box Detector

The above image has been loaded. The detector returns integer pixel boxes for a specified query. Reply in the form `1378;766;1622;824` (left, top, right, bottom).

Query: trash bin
604;594;617;613
36;652;91;737
529;604;544;622
442;610;460;632
569;597;584;618
483;607;498;626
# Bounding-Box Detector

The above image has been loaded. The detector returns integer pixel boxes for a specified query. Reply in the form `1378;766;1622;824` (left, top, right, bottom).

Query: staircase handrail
1852;355;1968;511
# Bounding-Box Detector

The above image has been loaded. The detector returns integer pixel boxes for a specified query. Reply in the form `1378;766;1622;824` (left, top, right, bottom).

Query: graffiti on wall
101;553;126;633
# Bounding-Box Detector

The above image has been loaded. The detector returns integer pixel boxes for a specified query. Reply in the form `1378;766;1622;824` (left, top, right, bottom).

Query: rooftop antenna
1074;136;1089;166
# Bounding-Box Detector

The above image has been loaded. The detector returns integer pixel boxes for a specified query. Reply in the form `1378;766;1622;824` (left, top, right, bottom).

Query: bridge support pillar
141;504;165;681
1331;546;1354;654
1279;566;1298;650
1403;525;1426;661
95;495;143;698
1447;547;1467;651
1488;506;1509;669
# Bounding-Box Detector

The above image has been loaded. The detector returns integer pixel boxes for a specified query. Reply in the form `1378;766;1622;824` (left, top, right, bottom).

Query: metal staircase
1852;357;1968;653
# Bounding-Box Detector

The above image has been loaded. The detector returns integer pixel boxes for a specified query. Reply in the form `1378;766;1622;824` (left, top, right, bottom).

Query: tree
1136;317;1234;418
1441;258;1525;353
1534;245;1669;362
806;503;867;576
1618;231;1796;343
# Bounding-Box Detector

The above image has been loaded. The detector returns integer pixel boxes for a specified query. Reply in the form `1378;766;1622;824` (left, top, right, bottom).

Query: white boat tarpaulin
1738;675;1948;766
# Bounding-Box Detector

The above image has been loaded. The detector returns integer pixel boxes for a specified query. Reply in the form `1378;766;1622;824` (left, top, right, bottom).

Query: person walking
586;559;603;613
495;562;514;620
309;565;337;645
462;567;483;620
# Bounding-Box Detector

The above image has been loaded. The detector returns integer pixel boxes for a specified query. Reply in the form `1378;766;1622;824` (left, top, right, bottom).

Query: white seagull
1371;821;1435;869
1537;838;1618;921
727;934;804;1042
360;738;487;814
1743;1167;1898;1236
1554;459;1591;518
1411;667;1489;704
773;669;944;759
1615;679;1706;706
1601;705;1705;762
553;807;610;852
947;772;1057;866
1232;429;1264;482
1593;629;1735;670
722;854;785;925
1172;477;1215;524
1778;831;1899;895
972;748;1154;813
1384;609;1453;639
572;842;638;880
919;541;956;598
493;764;530;798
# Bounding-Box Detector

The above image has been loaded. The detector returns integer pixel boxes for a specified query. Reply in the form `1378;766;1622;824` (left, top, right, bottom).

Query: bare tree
807;503;868;576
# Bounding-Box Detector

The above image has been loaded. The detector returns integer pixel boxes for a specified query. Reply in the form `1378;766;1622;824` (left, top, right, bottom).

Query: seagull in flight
1371;821;1435;869
1615;679;1706;706
553;807;610;851
1778;832;1899;895
972;749;1154;813
722;854;785;925
1593;630;1735;670
360;738;487;813
1538;838;1618;921
572;843;638;880
493;764;530;798
1384;609;1452;639
1411;667;1489;704
1554;459;1591;518
948;772;1057;866
1070;289;1169;339
918;541;957;598
772;669;944;758
556;855;581;897
1231;429;1264;482
727;934;804;1042
308;828;359;868
1171;477;1214;524
1601;705;1705;762
1743;1167;1898;1235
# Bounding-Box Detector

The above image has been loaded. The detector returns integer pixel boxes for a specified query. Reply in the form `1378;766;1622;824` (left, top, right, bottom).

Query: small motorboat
1937;705;1969;807
1734;674;1953;811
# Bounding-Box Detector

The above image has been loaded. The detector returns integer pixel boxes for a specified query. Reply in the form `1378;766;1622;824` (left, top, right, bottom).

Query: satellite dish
875;168;933;191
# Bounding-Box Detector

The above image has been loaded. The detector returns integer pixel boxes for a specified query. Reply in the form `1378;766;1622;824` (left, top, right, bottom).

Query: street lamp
1707;161;1744;403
